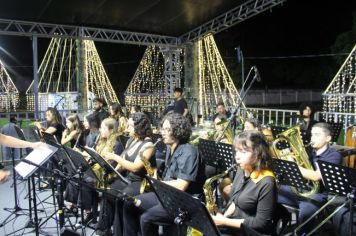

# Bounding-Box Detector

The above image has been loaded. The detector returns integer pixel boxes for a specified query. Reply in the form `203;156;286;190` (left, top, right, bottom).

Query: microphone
253;66;261;82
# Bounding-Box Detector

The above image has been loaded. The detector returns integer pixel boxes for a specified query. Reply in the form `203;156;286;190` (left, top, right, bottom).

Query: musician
34;107;64;142
92;97;109;126
64;118;123;223
298;102;317;133
212;130;276;236
81;114;100;148
96;112;155;235
243;117;261;131
277;122;342;235
61;114;83;147
213;101;231;120
122;113;205;236
0;133;45;184
109;102;128;134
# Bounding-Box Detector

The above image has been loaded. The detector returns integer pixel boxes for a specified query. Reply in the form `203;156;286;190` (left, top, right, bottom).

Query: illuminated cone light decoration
0;59;19;111
323;44;356;125
26;38;119;111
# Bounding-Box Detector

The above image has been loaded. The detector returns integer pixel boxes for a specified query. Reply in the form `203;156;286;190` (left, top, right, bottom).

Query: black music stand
199;139;234;170
81;146;129;185
327;122;343;143
272;159;311;191
311;160;355;236
146;176;221;236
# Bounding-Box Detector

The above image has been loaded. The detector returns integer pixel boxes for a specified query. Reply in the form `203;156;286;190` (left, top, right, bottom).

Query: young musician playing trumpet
277;122;342;235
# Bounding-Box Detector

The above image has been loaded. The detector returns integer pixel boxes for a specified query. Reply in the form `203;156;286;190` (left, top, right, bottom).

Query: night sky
0;0;355;99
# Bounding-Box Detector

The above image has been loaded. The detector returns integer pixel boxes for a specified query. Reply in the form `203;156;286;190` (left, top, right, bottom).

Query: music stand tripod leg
0;149;30;227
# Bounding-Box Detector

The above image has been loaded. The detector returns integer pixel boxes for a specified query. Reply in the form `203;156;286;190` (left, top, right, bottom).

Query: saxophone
139;138;161;194
203;165;236;215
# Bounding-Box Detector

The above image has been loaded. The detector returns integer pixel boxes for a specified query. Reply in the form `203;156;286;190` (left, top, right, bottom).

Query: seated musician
277;122;342;235
122;112;205;236
81;114;100;149
34;107;64;142
95;112;155;235
61;114;83;147
212;130;276;236
64;117;124;223
109;102;128;134
219;117;264;202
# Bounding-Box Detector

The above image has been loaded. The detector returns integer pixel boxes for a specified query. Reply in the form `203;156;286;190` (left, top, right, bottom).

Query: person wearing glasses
122;113;205;236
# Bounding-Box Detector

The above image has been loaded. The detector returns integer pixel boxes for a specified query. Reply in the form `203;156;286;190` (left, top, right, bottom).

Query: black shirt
48;123;64;143
163;143;205;194
230;169;276;235
93;109;109;126
173;98;188;115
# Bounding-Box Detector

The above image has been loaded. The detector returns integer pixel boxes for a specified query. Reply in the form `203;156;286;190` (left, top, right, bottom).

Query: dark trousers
98;179;141;236
277;185;327;235
123;192;174;236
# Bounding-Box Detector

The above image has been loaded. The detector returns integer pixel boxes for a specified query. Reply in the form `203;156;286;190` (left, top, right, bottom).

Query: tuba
271;125;319;197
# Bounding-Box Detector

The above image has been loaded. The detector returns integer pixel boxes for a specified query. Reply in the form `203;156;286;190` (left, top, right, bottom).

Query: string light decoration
0;59;19;111
26;38;119;111
323;44;356;124
197;34;245;119
125;46;184;116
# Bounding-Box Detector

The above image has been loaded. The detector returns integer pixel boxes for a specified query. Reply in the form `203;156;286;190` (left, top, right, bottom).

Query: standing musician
277;122;342;235
34;107;65;142
122;113;205;236
61;114;83;147
212;131;277;236
95;112;155;235
64;117;124;223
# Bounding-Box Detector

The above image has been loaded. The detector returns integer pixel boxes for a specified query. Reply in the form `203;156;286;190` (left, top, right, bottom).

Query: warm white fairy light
0;59;19;111
26;37;119;111
125;45;183;116
323;44;356;123
197;34;245;119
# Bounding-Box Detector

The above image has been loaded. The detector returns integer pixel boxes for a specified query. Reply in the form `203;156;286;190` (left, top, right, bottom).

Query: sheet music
15;144;58;179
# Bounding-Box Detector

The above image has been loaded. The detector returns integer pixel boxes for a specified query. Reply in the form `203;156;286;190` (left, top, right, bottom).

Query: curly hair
234;130;272;171
244;117;261;131
130;112;152;140
160;113;192;144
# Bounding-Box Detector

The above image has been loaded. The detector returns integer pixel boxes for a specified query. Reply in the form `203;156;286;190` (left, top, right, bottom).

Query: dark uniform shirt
230;169;276;235
93;109;109;126
173;98;188;115
163;143;205;194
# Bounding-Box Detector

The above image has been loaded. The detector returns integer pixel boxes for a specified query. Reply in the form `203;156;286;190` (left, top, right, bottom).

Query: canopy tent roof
0;0;247;37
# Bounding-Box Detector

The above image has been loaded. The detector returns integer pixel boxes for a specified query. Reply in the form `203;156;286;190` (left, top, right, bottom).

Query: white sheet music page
15;144;58;179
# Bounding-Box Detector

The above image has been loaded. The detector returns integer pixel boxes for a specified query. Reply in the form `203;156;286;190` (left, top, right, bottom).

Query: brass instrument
271;125;319;197
139;138;161;194
204;165;236;215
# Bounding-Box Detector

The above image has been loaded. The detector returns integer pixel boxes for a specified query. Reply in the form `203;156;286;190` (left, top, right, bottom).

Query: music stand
327;122;343;143
81;146;129;185
199;139;219;168
146;176;221;236
272;159;311;191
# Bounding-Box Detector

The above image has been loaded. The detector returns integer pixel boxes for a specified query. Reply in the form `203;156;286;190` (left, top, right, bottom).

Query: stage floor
0;169;340;236
0;170;96;236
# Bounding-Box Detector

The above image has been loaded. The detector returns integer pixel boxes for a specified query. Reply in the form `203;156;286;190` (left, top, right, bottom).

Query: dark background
0;0;355;97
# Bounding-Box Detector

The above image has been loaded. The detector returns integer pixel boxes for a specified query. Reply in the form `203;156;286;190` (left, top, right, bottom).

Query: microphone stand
216;66;259;143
